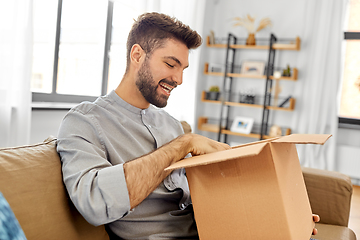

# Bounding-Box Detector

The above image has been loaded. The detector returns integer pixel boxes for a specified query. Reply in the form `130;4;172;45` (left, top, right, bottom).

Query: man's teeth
160;83;173;93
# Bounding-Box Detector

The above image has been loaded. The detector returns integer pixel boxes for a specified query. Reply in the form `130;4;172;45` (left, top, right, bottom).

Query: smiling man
57;12;321;240
57;12;230;239
117;37;189;109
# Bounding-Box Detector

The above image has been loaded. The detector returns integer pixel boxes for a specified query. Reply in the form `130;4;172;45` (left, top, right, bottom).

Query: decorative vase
206;91;220;101
246;33;256;45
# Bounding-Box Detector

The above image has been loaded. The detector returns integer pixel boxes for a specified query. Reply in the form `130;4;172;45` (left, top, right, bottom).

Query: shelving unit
199;33;301;142
198;116;292;140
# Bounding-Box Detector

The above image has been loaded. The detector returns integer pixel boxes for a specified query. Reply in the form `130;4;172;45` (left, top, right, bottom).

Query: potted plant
282;65;292;77
206;85;220;101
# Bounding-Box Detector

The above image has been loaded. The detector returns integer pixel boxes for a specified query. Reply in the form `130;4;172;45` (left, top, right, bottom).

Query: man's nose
173;70;183;86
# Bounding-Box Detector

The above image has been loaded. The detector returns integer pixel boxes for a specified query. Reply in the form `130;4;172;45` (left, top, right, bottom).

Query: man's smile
159;81;176;96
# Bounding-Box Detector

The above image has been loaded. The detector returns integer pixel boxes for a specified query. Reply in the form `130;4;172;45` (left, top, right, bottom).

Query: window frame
338;31;360;128
31;0;114;104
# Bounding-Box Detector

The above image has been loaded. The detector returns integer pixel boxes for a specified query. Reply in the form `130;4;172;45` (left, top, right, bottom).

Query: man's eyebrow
164;56;189;69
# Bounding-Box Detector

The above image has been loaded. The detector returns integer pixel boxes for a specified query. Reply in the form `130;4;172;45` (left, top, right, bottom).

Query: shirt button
142;110;146;114
148;125;151;128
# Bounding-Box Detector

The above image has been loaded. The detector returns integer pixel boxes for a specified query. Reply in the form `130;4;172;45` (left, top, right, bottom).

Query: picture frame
240;61;265;76
230;116;254;134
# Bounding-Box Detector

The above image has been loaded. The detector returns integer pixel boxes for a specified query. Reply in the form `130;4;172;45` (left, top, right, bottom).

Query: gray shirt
57;91;197;239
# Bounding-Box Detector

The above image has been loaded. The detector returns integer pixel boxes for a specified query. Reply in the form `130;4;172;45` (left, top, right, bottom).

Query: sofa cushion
313;223;357;240
302;167;353;227
0;137;109;240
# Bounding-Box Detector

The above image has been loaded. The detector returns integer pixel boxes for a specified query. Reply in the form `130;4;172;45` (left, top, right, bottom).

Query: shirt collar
108;90;152;115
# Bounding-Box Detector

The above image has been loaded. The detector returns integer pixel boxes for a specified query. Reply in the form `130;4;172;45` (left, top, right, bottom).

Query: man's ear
130;44;145;67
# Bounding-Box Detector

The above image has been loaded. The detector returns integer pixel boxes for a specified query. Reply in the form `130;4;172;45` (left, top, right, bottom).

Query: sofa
0;135;357;240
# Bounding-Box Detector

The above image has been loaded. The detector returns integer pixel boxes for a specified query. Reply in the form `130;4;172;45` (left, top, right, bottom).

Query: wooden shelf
197;117;291;140
203;63;224;77
204;63;298;81
206;36;301;51
201;91;295;111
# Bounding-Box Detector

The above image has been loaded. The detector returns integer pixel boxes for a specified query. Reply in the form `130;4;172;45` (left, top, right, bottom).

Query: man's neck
115;74;150;110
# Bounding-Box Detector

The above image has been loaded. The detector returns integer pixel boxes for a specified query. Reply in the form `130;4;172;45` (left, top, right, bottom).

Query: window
31;0;58;94
107;2;146;92
31;0;144;104
339;0;360;126
56;0;108;97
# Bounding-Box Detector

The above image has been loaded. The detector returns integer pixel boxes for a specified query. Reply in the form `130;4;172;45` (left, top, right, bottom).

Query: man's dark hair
125;12;202;73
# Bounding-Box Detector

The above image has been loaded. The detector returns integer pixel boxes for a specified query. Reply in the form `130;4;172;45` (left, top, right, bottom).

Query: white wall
336;128;360;184
30;110;68;144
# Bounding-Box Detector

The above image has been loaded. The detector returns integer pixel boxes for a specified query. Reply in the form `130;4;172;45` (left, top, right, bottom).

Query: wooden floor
349;185;360;238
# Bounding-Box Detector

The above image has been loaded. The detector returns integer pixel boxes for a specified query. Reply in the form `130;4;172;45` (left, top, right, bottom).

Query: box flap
231;137;279;149
165;142;268;171
272;134;332;145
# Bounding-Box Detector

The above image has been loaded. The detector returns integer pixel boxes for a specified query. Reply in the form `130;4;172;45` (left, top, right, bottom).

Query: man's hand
312;214;320;235
124;133;230;209
184;133;231;156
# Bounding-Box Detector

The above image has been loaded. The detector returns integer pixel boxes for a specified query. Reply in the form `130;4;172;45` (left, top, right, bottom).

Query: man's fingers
215;141;231;151
206;139;231;154
312;214;320;235
188;134;230;156
312;214;320;222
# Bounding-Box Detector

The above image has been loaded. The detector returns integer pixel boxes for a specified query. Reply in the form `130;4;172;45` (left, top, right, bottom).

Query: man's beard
135;59;177;108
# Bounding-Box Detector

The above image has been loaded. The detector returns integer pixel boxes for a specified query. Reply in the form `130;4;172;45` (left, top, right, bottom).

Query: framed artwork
230;116;254;134
240;61;265;76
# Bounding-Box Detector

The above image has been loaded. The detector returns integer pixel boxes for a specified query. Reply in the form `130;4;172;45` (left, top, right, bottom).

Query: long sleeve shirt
57;90;197;239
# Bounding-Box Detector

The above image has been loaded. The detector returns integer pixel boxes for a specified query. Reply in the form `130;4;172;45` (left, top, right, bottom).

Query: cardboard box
166;134;331;240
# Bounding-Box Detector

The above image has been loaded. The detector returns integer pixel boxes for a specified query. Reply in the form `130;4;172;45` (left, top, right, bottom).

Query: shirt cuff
97;163;131;219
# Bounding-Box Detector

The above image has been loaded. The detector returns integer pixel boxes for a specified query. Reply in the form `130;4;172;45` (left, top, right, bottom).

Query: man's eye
165;62;174;68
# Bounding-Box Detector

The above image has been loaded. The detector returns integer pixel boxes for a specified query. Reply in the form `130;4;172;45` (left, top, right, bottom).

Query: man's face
135;39;189;108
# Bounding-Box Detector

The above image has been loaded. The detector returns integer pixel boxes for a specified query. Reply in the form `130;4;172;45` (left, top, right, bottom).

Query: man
57;12;319;239
57;12;230;239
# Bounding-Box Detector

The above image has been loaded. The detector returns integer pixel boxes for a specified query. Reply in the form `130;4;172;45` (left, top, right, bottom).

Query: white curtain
0;0;33;148
146;0;206;130
292;0;346;171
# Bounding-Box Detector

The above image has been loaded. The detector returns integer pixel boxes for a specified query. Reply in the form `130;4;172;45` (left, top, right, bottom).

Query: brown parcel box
166;134;331;240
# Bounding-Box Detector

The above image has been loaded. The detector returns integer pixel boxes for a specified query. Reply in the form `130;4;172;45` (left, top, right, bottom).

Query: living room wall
194;0;360;183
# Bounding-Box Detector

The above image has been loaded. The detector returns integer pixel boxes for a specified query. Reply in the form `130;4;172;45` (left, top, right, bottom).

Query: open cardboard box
166;134;332;240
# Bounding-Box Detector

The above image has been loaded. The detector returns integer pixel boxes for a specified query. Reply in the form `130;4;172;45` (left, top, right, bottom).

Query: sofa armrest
0;137;109;240
302;167;353;227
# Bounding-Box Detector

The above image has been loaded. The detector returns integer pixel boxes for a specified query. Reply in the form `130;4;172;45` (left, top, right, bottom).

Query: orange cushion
0;137;109;240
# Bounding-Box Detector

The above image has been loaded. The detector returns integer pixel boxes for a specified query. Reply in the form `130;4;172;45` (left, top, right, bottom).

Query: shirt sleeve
57;109;131;226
